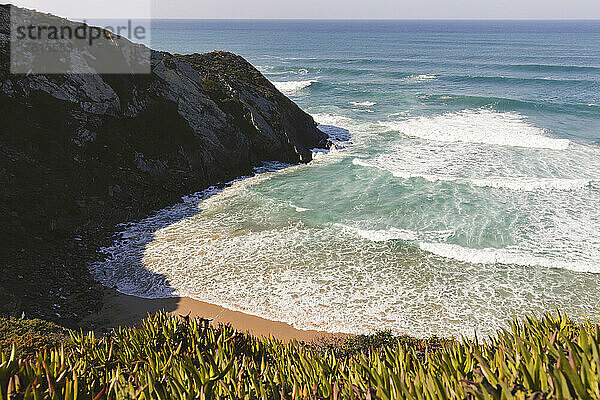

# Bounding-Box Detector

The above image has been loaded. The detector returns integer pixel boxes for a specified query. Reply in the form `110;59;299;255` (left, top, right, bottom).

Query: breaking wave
272;80;317;94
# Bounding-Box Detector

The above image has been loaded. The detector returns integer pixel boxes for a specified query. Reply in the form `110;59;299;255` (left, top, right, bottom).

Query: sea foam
379;109;570;150
338;225;419;242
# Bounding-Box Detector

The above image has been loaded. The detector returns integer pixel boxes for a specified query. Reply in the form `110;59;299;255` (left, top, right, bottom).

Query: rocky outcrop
0;4;328;326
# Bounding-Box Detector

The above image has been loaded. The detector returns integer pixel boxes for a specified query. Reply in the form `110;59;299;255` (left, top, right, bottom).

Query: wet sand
90;290;349;343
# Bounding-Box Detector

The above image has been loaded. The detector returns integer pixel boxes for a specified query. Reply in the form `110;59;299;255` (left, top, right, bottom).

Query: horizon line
8;5;600;21
146;18;600;21
57;17;600;22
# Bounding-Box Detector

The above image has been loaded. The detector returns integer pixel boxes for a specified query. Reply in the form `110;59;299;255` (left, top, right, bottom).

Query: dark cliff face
0;5;327;325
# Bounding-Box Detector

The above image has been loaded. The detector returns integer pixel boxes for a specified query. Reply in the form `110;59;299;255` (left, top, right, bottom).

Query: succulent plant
1;312;598;399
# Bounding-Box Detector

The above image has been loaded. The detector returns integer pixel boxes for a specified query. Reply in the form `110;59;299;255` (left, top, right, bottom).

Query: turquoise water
95;21;600;337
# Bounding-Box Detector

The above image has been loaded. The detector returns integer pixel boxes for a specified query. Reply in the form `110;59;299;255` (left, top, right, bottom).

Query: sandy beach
89;290;349;343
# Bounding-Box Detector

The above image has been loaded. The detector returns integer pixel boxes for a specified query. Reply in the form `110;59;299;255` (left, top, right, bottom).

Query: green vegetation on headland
1;312;599;399
0;317;70;358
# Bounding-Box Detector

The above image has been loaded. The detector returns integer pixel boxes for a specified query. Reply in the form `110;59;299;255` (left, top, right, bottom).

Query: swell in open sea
92;20;600;338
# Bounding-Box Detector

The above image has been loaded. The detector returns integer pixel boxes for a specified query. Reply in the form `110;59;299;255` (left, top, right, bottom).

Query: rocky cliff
0;5;328;326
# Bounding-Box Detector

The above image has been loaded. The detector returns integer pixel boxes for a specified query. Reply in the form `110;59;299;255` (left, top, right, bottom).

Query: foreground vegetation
1;313;599;399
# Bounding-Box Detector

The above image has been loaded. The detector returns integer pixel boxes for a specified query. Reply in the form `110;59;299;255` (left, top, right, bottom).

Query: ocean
94;20;600;337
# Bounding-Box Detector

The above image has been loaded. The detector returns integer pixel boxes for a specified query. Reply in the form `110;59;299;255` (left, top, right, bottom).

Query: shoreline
88;289;349;343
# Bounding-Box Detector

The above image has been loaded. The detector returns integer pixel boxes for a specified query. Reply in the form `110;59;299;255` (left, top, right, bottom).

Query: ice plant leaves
0;312;599;399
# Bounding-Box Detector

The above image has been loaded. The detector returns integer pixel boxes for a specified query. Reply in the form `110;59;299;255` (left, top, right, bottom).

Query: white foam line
350;101;377;107
291;204;310;212
336;223;455;243
345;226;418;242
419;242;598;274
353;158;592;192
470;177;591;191
400;74;437;83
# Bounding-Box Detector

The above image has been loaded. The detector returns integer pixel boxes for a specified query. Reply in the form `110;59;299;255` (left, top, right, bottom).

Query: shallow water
93;20;600;338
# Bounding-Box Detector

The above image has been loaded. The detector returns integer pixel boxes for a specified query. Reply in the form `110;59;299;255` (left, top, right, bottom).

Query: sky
10;0;600;20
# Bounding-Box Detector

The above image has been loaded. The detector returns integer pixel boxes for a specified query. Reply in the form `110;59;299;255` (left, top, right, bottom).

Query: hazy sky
11;0;600;19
